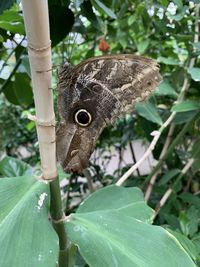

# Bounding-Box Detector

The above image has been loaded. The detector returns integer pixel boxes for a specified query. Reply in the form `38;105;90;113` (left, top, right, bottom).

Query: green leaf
14;73;33;106
137;39;150;54
66;187;196;267
167;229;198;261
4;73;33;107
0;176;59;267
128;15;136;25
172;110;198;124
80;0;101;31
157;57;180;65
92;0;117;19
171;100;200;112
155;80;178;98
158;169;180;185
179;192;200;208
48;3;74;46
0;9;24;34
0;34;3;42
0;156;33;177
191;138;200;159
0;0;15;14
20;56;31;78
77;185;154;223
187;67;200;82
135;101;163;125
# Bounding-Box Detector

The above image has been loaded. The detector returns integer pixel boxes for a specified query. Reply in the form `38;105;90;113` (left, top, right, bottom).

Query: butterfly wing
57;54;162;173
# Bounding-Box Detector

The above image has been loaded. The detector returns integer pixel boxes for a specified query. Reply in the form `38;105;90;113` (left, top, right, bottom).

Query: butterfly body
56;54;162;173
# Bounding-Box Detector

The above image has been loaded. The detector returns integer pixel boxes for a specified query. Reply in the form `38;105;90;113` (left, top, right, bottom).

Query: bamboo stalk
22;0;57;180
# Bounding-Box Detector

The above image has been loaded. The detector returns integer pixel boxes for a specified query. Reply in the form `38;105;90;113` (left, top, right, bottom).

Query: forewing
70;54;162;123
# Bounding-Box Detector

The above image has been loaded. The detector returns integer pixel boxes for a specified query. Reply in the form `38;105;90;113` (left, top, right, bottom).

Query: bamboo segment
22;0;57;180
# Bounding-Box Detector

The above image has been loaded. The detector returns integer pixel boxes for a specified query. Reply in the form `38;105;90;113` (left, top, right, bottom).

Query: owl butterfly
56;54;162;173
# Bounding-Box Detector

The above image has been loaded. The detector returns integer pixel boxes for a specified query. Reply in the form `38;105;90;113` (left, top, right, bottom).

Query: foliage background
0;0;199;265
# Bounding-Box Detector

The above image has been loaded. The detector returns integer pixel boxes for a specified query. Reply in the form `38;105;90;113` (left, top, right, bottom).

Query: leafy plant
0;0;199;267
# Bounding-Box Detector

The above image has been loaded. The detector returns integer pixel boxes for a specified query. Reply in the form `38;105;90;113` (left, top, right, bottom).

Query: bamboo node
28;114;56;127
36;175;55;183
28;41;51;52
51;213;67;224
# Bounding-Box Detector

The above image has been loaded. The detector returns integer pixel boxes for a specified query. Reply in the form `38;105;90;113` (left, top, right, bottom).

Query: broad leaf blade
77;185;154;223
66;186;196;267
66;211;196;267
0;156;33;177
0;176;58;267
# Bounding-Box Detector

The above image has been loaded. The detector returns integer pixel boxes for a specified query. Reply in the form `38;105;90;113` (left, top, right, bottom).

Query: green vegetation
0;1;199;266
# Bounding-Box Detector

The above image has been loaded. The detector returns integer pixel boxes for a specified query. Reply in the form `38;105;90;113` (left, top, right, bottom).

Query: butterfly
56;54;162;173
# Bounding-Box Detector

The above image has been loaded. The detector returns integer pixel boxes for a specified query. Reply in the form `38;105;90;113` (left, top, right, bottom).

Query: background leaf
0;0;15;14
155;80;178;98
92;0;117;19
171;100;200;112
187;67;200;81
77;185;154;223
135;101;163;125
0;156;33;177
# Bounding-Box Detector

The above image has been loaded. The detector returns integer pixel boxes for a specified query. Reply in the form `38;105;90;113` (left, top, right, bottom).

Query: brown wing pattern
56;54;162;173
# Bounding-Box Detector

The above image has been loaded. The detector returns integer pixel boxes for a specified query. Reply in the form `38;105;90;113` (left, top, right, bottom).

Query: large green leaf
135;101;163;125
77;185;154;223
66;186;196;267
0;176;58;267
0;156;33;177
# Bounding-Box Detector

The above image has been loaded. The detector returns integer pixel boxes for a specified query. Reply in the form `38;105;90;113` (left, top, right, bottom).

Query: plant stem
154;158;195;217
144;117;196;185
83;169;95;193
50;177;68;267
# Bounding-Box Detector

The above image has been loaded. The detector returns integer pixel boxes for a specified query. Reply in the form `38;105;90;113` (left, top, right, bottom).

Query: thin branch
154;158;195;217
82;169;95;193
116;112;176;186
129;142;140;176
144;124;175;201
